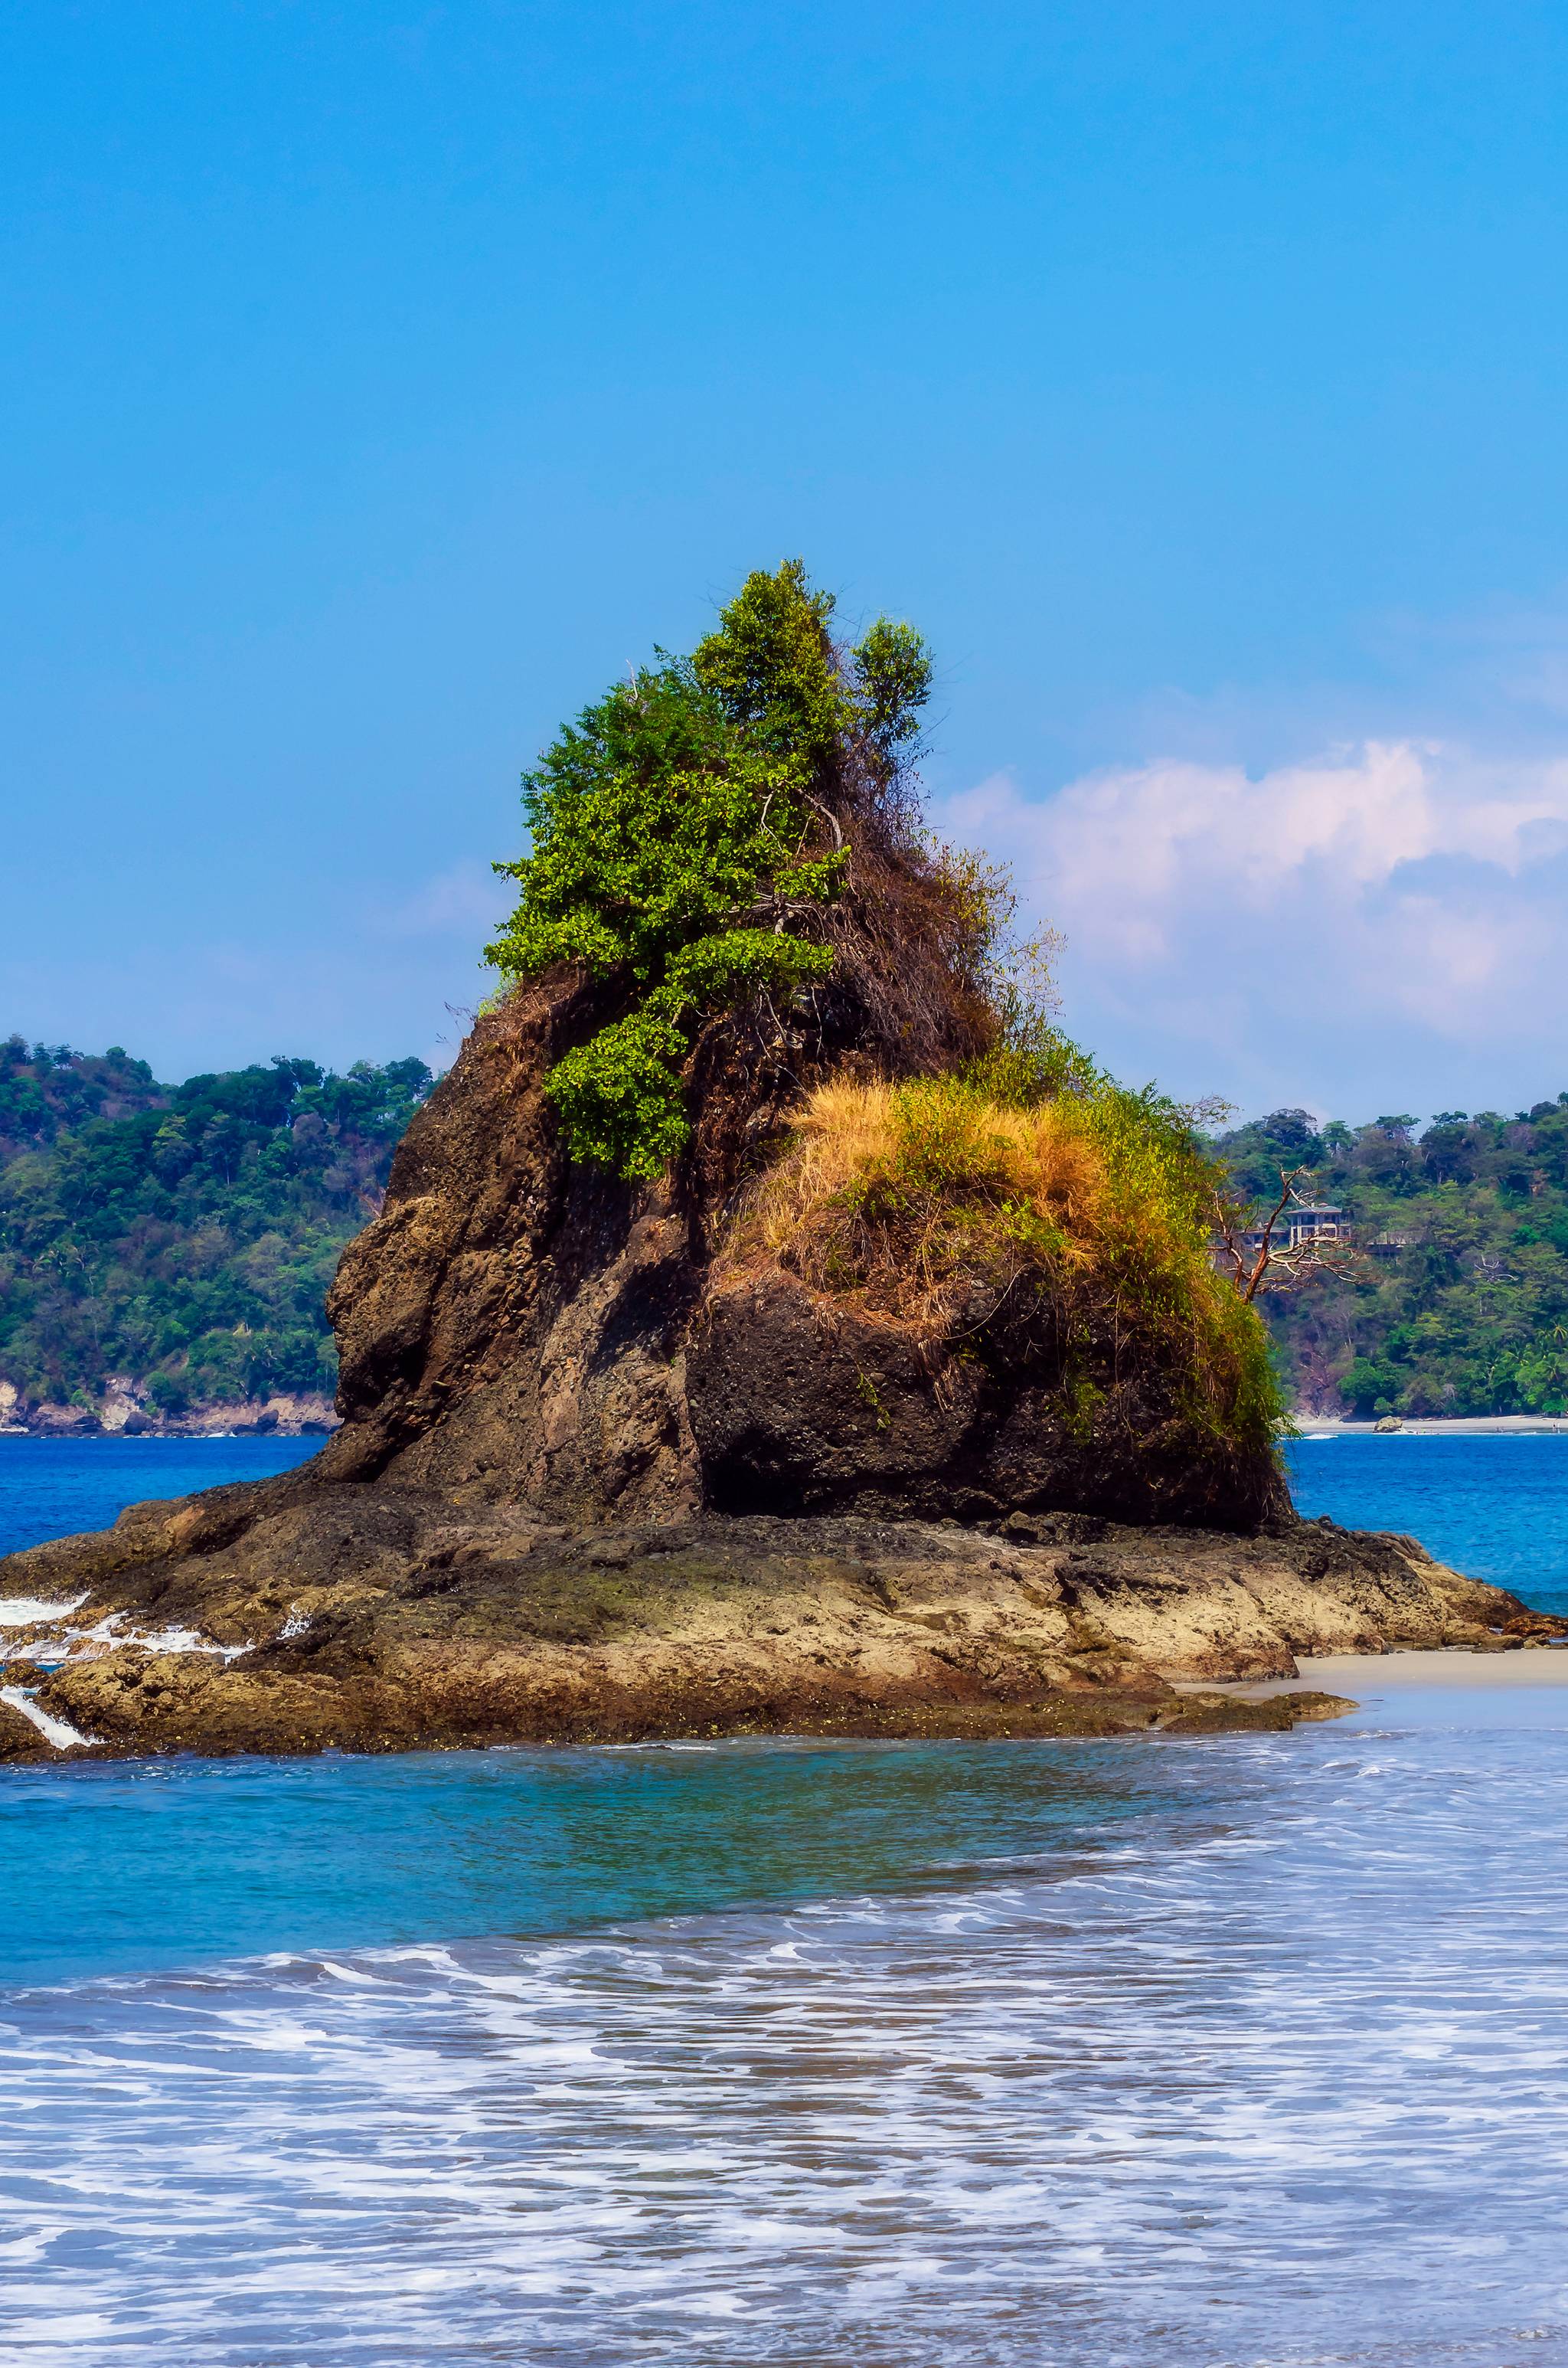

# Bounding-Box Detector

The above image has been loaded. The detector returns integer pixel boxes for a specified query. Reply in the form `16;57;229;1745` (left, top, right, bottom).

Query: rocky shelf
0;1477;1545;1758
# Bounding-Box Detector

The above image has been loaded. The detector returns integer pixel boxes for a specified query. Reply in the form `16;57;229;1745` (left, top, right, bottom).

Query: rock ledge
0;1484;1535;1757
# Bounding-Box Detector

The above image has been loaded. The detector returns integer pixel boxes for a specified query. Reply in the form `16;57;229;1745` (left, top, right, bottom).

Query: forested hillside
1216;1101;1568;1416
0;1038;432;1429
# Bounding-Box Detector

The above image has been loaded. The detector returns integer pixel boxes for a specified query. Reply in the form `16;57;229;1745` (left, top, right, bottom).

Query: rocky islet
0;571;1548;1752
0;989;1541;1758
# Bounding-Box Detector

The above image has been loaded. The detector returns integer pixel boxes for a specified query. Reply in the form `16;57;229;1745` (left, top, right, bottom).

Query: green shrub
542;1008;698;1183
1339;1357;1403;1415
485;561;932;1178
145;1369;189;1416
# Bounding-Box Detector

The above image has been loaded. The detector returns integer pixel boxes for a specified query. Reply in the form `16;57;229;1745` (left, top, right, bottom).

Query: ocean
2;1434;1567;2366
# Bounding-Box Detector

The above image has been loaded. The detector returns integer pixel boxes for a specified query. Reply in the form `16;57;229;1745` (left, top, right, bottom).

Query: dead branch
1212;1166;1364;1303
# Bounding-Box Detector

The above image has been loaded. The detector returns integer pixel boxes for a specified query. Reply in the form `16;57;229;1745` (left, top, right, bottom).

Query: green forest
0;1038;432;1420
1216;1101;1568;1417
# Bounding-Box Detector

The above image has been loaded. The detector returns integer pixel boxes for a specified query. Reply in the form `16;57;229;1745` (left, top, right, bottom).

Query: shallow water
2;1437;1568;2364
0;1737;1165;1987
7;1715;1568;2366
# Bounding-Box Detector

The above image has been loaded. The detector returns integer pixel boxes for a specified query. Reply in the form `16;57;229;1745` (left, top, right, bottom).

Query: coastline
1207;1645;1568;1698
1292;1415;1568;1437
0;1490;1535;1759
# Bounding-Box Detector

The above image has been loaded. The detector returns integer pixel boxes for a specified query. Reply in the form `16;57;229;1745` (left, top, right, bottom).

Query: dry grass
723;1071;1284;1451
742;1079;1098;1293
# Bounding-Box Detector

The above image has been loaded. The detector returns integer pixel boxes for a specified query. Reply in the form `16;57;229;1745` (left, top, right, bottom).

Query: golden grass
724;1071;1284;1451
743;1079;1099;1270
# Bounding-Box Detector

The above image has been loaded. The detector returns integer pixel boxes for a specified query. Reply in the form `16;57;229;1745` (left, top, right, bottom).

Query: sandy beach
1211;1647;1568;1698
1295;1416;1568;1437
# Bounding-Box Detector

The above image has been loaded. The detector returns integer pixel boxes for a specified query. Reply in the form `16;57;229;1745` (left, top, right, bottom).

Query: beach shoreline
1201;1645;1568;1699
1293;1415;1568;1437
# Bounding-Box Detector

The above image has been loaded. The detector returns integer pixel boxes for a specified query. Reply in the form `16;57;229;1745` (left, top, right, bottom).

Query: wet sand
1207;1647;1568;1699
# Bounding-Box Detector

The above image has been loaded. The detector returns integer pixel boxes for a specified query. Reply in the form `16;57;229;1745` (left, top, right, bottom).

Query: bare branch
805;793;844;851
1212;1164;1365;1302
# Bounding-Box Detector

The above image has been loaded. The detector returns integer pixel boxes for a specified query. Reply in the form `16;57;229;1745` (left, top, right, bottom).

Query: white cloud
933;741;1568;1115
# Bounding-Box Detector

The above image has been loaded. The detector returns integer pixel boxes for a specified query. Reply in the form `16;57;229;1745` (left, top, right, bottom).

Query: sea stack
0;567;1535;1755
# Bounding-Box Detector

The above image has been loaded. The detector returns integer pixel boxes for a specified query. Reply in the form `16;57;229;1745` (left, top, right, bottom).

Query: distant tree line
1214;1099;1568;1416
0;1038;433;1415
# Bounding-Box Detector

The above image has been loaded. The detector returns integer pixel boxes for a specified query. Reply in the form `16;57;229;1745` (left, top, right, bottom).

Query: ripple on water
3;1720;1568;2366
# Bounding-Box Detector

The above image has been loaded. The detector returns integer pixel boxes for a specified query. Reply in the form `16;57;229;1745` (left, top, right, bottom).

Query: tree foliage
485;560;933;1178
1215;1099;1568;1415
0;1038;431;1413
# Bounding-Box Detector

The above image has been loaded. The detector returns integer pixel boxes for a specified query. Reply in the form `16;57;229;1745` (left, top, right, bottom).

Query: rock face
295;965;1283;1533
687;1271;1279;1528
13;1390;338;1439
315;970;712;1526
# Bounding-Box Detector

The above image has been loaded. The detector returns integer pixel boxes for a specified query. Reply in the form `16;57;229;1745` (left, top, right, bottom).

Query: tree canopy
485;561;933;1178
1215;1098;1568;1415
0;1038;432;1415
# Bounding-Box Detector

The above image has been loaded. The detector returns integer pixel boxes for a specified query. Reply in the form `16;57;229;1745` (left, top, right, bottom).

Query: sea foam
3;1715;1568;2366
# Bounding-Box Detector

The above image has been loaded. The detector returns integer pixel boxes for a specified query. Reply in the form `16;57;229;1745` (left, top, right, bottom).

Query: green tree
0;1046;433;1414
485;561;933;1179
1215;1091;1568;1415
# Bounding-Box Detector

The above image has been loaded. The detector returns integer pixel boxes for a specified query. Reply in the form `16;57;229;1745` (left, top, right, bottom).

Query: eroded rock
2;1501;1536;1756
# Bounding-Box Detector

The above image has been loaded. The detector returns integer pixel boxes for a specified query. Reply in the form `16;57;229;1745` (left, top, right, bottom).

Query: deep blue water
0;1430;321;1557
4;1437;1568;2365
1285;1433;1568;1614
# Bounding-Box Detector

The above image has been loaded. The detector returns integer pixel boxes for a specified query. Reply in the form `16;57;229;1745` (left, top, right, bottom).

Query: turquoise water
0;1738;1164;1988
6;1716;1568;2367
4;1437;1568;2365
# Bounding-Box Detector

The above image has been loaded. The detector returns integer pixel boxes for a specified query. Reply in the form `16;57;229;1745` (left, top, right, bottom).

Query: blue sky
5;1;1568;1120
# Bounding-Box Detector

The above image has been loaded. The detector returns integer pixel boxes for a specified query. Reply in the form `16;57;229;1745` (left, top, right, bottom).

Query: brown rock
688;1268;1281;1529
0;1504;1514;1758
0;1697;51;1761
